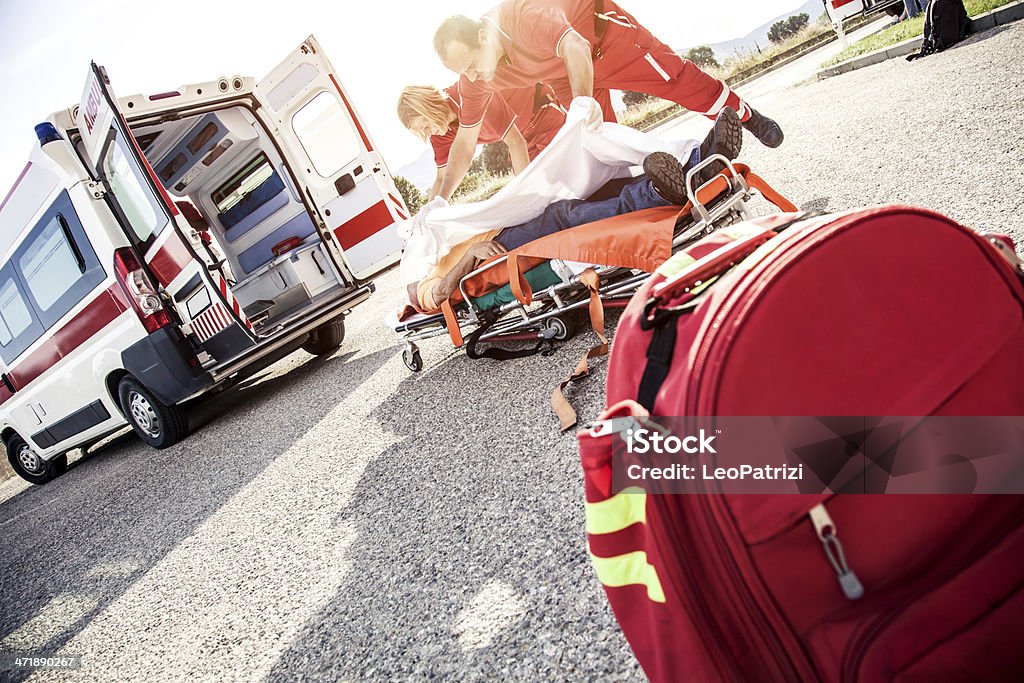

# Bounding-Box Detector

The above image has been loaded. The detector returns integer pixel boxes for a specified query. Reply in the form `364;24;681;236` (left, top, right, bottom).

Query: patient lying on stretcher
409;108;744;311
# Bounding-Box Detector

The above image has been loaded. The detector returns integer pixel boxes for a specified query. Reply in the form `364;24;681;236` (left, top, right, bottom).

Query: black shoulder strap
594;0;607;45
636;322;678;412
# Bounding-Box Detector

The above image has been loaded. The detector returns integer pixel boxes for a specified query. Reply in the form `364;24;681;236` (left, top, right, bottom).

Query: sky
0;0;812;194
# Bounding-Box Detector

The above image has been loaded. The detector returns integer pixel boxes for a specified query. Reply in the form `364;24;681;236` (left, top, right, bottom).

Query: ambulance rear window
292;91;360;177
212;153;275;214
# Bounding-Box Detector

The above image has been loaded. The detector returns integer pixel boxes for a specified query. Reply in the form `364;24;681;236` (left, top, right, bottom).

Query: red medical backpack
579;207;1024;681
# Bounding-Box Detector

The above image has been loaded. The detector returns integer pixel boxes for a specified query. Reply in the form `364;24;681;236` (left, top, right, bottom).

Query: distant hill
683;0;827;62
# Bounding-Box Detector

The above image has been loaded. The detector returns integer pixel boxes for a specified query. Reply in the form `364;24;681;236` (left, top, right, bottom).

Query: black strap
593;0;607;56
465;314;547;361
532;83;548;113
636;321;678;412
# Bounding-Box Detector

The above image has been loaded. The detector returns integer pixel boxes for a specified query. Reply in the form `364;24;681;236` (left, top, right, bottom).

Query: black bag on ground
907;0;971;61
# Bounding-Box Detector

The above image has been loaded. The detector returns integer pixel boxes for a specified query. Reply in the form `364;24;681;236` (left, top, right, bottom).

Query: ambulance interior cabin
131;105;343;334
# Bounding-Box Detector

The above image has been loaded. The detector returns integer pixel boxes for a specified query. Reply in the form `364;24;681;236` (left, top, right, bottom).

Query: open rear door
825;0;866;25
75;63;256;362
253;36;406;281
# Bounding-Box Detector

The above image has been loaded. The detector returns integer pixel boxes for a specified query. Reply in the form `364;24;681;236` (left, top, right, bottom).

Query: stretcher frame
395;157;791;372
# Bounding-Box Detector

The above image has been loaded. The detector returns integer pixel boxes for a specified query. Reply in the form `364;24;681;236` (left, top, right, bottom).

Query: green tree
786;13;810;36
481;141;512;176
393;175;424;215
468;152;486;176
767;20;790;43
768;12;810;43
685;45;719;69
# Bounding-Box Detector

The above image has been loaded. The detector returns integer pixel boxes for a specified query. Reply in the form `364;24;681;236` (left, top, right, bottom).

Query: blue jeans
905;0;928;18
495;148;699;251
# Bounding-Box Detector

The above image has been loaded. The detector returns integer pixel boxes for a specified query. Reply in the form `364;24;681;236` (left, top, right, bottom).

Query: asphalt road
1;21;1022;682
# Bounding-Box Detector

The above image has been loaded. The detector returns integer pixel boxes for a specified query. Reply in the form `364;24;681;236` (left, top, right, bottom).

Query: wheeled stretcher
390;157;797;374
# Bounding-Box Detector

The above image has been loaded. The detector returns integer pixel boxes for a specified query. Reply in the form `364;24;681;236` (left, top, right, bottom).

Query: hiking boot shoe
700;106;744;162
697;107;744;184
643;152;689;206
742;107;784;148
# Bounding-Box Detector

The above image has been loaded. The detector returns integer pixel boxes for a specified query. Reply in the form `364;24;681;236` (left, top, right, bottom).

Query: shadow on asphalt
0;345;394;683
261;321;637;680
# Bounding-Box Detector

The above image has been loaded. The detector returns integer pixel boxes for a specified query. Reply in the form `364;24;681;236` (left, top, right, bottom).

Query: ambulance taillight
113;248;172;333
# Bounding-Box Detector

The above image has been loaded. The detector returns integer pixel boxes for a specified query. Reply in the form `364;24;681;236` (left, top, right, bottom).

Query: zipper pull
809;504;864;600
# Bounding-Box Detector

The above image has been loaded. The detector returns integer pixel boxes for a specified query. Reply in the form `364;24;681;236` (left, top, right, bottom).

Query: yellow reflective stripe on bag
589;551;666;603
585;487;647;534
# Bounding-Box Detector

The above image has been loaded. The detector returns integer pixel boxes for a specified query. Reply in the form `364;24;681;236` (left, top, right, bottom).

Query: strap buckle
583;415;670;441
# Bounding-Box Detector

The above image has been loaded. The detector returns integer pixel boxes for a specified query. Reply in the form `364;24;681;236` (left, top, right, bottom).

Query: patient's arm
504;125;530;175
407;282;421;308
430;241;507;305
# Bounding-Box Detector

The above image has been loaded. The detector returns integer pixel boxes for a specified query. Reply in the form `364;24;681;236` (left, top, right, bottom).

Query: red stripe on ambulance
329;74;373;152
6;284;129;393
387;193;408;221
332;200;393;250
147;233;194;285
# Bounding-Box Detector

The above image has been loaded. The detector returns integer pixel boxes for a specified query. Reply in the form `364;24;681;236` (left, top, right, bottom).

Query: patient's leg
495;149;698;251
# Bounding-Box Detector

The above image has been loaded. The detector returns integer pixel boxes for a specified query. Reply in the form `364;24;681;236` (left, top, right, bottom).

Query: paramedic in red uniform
398;79;610;199
431;0;785;200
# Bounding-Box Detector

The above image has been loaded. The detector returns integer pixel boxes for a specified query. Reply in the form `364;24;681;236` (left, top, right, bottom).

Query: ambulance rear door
253;35;406;282
825;0;866;25
75;63;256;363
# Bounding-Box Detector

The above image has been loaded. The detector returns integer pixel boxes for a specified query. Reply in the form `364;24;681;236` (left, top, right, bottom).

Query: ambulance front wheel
403;344;423;372
303;317;346;356
118;376;189;450
5;433;67;485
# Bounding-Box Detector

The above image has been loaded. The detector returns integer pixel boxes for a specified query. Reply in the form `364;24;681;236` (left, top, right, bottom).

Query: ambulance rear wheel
303;317;346;355
118;377;188;450
5;433;66;485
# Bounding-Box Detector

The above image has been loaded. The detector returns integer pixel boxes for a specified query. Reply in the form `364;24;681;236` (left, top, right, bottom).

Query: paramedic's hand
413;195;448;231
466;241;507;263
573;96;603;131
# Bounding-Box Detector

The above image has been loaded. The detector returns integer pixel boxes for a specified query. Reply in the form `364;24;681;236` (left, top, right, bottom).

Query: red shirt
458;0;617;125
430;80;518;168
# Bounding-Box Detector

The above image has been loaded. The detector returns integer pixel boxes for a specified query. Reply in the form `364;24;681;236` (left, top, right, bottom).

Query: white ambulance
822;0;904;29
0;36;407;484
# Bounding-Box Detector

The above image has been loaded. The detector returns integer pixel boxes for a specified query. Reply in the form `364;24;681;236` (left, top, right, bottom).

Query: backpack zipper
808;504;865;600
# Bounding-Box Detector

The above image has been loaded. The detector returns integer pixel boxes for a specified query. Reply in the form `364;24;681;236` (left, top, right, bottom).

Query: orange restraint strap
551;269;609;431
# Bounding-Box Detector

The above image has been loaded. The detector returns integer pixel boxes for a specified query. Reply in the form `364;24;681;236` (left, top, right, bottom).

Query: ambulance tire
118;377;189;450
5;433;66;485
302;317;346;356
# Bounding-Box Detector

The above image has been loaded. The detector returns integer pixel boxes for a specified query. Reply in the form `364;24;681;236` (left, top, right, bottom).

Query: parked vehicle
0;36;407;484
823;0;905;29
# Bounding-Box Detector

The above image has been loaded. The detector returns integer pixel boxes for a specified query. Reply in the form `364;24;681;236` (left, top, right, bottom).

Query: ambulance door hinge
87;181;106;199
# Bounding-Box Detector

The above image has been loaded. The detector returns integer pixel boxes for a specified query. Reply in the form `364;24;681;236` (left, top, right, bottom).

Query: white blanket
398;98;697;286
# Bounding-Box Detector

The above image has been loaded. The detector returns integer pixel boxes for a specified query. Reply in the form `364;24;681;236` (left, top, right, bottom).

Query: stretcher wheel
544;315;577;342
403;345;423;372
